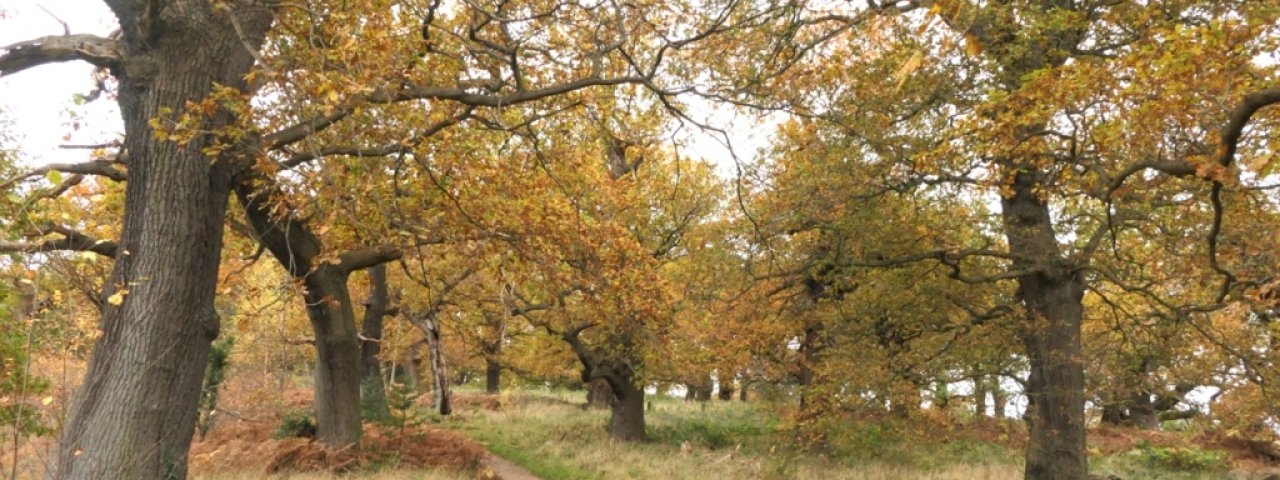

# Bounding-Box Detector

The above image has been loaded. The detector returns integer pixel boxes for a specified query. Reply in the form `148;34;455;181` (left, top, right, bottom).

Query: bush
1130;441;1228;472
273;409;317;439
0;285;49;440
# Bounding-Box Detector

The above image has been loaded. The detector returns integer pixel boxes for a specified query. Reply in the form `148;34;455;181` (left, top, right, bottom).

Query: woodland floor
197;386;1280;479
6;368;1280;479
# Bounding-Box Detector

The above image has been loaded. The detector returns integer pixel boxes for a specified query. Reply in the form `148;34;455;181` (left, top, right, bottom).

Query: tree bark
797;321;822;414
560;324;646;441
54;3;272;478
235;187;398;448
587;377;615;409
718;382;734;401
411;312;452;416
482;312;504;394
1002;169;1087;480
303;266;365;447
973;372;989;418
992;377;1007;418
360;264;391;420
608;376;646;442
404;342;423;393
485;357;502;395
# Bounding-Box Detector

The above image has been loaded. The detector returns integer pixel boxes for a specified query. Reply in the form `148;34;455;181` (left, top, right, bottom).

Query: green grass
441;388;1025;480
1089;443;1232;480
440;387;1276;480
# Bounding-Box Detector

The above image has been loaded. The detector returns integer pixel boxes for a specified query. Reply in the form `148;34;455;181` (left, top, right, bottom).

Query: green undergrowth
440;388;1024;480
434;387;1261;480
1089;441;1232;480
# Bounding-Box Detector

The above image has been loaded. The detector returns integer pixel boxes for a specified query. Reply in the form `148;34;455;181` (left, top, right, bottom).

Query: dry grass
193;467;470;480
445;389;1024;480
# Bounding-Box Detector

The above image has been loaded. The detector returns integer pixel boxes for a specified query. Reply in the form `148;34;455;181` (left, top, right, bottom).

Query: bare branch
263;75;647;150
1205;86;1280;301
1218;86;1280;168
0;158;127;191
279;109;472;169
0;34;122;76
0;225;117;257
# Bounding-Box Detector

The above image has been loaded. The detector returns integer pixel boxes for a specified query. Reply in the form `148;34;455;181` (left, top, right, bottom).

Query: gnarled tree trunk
608;372;646;442
561;323;646;441
49;3;273;478
587;377;614;409
237;184;400;448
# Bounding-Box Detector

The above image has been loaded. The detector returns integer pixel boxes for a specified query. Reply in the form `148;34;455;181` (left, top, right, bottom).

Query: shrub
198;335;234;436
1130;441;1228;472
0;284;49;440
273;409;317;439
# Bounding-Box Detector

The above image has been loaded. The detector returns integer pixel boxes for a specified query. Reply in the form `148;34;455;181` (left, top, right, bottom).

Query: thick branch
0;225;117;257
337;244;402;274
0;34;122;76
1098;158;1197;197
835;247;1034;284
1205;86;1280;301
1;159;127;190
1218;86;1280;167
279;110;471;169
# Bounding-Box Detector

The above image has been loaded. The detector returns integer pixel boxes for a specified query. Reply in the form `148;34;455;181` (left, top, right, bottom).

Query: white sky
0;1;121;168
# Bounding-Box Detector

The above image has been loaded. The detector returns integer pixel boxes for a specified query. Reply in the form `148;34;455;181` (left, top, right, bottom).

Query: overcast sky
1;1;121;168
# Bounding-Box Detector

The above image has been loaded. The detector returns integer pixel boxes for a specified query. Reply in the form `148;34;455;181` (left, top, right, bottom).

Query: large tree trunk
718;381;734;401
587;377;615;409
609;376;646;442
235;186;388;448
360;264;391;420
54;4;272;478
304;267;365;447
482;312;504;394
1002;170;1087;480
485;357;502;395
560;324;646;441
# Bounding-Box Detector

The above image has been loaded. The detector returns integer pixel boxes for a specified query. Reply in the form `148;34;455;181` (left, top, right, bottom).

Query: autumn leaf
107;288;129;306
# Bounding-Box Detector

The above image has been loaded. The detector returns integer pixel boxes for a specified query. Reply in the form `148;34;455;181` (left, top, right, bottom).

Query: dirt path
481;453;540;480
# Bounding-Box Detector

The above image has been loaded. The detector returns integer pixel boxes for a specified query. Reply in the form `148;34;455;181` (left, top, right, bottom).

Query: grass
193;469;469;480
441;387;1024;480
1088;444;1233;480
